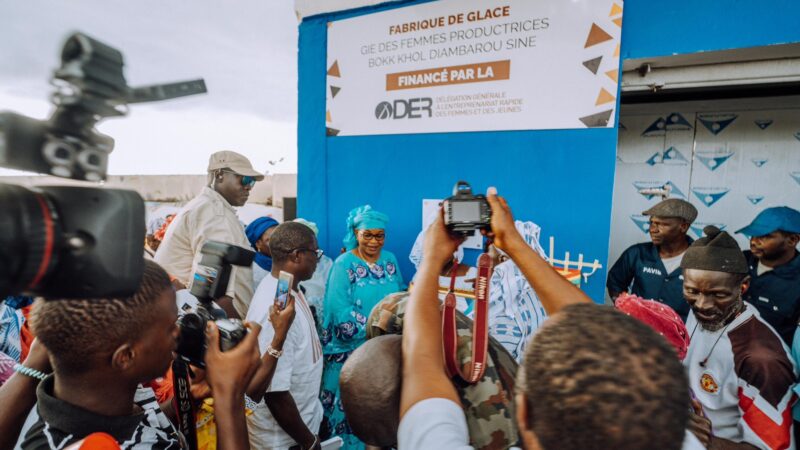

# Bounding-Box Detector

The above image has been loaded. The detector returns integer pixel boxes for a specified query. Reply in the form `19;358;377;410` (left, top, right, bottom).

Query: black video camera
0;32;206;299
442;181;492;236
175;241;255;368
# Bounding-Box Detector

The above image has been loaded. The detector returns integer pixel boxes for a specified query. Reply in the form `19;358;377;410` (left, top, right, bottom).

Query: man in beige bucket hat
155;150;265;318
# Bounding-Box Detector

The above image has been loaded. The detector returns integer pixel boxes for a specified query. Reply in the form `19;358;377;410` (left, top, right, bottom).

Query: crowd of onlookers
0;149;798;450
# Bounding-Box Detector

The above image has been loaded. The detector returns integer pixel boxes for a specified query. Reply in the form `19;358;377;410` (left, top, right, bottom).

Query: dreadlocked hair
521;303;689;450
31;260;172;376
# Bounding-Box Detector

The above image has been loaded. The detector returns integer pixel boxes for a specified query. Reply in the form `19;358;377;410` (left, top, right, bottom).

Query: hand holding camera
204;321;262;399
175;241;256;368
422;210;464;270
481;186;526;254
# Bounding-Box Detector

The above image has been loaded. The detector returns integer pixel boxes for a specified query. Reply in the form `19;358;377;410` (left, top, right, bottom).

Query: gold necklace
355;248;378;268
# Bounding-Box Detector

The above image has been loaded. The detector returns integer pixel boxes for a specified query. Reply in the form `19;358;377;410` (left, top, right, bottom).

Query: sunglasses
287;247;324;260
220;170;256;188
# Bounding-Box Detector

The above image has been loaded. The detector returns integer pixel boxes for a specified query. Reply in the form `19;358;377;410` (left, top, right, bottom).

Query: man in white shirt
680;226;797;449
155;150;264;318
246;222;324;450
399;188;690;450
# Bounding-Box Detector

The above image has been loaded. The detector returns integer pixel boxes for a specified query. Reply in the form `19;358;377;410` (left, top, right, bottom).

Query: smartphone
274;270;294;310
321;437;343;450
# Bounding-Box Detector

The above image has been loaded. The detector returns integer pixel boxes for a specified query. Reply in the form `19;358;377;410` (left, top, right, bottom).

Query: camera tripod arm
127;79;207;104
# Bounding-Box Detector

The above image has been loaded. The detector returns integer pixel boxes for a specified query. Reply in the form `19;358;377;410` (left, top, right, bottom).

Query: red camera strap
442;253;492;384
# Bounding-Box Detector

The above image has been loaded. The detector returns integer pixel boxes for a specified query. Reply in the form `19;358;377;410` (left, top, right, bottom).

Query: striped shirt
22;376;184;449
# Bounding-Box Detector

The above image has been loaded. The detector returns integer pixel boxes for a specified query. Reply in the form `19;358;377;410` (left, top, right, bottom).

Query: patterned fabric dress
488;221;549;362
320;250;405;449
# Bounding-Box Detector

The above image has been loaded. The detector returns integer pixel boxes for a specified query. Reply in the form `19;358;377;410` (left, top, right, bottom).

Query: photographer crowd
1;149;799;450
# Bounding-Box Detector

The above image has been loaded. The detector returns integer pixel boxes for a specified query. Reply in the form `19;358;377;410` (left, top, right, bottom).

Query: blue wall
297;0;800;302
298;0;618;301
621;0;800;60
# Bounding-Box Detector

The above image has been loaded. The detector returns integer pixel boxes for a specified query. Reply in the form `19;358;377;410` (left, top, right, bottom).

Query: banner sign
325;0;623;136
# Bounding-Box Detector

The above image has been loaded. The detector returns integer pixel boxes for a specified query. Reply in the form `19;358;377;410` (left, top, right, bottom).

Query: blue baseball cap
736;206;800;237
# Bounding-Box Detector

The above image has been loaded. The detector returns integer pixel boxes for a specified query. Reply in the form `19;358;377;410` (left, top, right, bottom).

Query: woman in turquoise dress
320;205;405;449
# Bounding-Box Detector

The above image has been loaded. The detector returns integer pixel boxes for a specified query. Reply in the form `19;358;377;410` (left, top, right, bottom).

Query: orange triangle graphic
605;69;618;82
613;43;620;57
327;61;341;77
609;3;623;17
584;24;613;48
612;17;623;27
326;110;331;123
595;88;616;106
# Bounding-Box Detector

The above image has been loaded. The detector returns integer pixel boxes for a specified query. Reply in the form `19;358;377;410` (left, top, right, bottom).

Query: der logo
374;98;433;120
375;102;393;120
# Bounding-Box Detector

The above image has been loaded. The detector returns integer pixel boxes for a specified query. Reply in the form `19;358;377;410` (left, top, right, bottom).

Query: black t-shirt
22;375;184;449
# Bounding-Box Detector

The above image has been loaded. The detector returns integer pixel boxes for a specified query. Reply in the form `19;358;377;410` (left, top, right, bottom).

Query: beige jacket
155;187;254;316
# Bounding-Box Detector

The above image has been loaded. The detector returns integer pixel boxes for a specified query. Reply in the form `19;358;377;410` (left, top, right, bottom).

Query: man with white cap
608;198;698;320
155;150;264;318
737;206;800;345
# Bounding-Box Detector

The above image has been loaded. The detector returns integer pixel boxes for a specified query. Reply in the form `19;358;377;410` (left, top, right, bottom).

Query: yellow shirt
155;187;254;316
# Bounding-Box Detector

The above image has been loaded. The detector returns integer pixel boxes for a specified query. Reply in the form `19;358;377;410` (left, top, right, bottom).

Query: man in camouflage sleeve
337;188;691;450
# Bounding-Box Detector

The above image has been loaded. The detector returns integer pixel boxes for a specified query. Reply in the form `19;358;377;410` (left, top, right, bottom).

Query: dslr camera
0;32;206;299
175;241;255;368
442;181;492;236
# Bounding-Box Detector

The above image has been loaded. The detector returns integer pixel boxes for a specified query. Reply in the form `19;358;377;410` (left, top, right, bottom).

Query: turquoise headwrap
343;205;389;250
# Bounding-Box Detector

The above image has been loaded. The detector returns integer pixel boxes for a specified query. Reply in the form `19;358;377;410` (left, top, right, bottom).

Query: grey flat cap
643;198;698;224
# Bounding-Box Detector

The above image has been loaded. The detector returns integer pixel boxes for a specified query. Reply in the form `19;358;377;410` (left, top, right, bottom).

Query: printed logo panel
645;146;689;166
753;119;773;130
695;149;734;171
665;112;692;130
630;214;650;234
641;113;692;137
691;187;730;207
698;114;737;135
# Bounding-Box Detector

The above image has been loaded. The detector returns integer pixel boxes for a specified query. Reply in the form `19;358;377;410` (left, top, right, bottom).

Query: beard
696;299;744;332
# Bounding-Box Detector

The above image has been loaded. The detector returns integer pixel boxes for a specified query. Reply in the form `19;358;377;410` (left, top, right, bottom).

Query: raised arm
245;294;296;401
399;210;463;418
484;187;592;315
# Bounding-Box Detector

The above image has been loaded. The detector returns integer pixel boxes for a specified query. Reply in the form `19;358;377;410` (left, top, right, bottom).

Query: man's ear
680;222;690;234
740;275;751;295
515;392;529;432
516;392;542;450
786;233;800;248
112;343;136;371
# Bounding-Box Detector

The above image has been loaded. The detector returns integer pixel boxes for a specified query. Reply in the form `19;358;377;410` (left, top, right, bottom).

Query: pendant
699;371;719;394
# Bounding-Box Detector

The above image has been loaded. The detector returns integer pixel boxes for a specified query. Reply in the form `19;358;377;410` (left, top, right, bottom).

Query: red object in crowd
19;304;34;362
153;214;176;241
65;432;121;450
615;292;690;360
